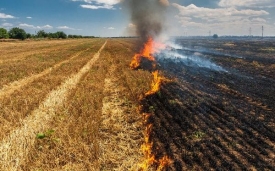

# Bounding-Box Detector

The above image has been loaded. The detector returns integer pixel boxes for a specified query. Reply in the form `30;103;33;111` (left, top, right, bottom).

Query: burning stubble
125;1;172;169
124;0;169;44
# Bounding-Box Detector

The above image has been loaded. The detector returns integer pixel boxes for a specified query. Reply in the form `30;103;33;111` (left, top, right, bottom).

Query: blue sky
1;0;275;37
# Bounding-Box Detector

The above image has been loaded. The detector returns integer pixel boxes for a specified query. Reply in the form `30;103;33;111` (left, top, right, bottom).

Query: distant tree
68;34;83;39
0;28;9;39
26;33;32;39
47;32;57;39
8;27;27;40
36;30;48;38
83;36;95;38
56;31;67;39
213;34;218;39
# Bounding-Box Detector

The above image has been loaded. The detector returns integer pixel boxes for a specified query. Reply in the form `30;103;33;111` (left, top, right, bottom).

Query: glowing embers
130;37;157;71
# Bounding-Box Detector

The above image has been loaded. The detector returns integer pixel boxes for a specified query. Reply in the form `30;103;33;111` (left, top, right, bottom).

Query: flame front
131;37;172;170
139;122;156;170
145;71;163;96
130;37;156;70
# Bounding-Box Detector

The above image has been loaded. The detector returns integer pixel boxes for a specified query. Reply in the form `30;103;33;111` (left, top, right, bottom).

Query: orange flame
139;123;156;170
132;38;172;170
145;71;162;96
139;120;172;171
130;37;156;70
145;71;170;96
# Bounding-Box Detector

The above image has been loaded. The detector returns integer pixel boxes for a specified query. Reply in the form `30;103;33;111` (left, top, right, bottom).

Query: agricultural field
0;38;275;171
0;38;152;170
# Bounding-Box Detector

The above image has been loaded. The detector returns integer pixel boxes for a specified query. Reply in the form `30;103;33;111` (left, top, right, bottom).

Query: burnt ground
141;38;275;170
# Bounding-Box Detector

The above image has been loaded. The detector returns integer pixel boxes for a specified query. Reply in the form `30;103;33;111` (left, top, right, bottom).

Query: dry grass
0;39;88;59
0;40;105;141
0;47;91;99
24;47;112;170
0;38;155;170
0;39;101;88
0;41;106;170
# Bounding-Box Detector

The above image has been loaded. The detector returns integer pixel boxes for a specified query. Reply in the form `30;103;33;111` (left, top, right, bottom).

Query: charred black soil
141;38;275;170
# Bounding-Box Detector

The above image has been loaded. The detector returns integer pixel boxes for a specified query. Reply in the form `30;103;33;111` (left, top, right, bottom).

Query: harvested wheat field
0;38;151;170
0;38;275;171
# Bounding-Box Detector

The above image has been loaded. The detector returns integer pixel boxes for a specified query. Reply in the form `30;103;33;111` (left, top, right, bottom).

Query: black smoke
124;0;168;44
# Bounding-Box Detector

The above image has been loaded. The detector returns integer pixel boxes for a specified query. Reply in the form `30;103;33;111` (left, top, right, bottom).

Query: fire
139;119;172;171
131;37;172;170
156;156;172;171
139;123;156;170
130;37;156;70
146;71;171;97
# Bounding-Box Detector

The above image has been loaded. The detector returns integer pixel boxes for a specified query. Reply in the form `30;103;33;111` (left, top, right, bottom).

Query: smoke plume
124;0;169;44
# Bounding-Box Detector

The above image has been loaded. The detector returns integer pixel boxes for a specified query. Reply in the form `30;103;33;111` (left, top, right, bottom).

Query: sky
0;0;274;37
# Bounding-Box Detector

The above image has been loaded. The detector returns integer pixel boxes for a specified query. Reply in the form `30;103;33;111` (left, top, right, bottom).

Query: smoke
154;41;228;72
123;0;169;44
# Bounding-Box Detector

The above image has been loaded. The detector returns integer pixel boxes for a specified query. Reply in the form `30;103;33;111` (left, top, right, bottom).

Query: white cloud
173;3;268;21
26;16;32;19
2;22;13;27
72;0;120;5
19;23;37;29
73;0;120;10
18;23;53;29
172;3;269;24
172;3;273;36
40;25;53;29
251;17;267;23
0;13;15;19
80;4;114;9
108;27;115;29
218;0;275;8
57;26;75;30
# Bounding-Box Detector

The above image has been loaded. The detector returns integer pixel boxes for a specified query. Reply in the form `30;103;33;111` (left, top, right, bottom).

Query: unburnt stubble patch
0;41;106;170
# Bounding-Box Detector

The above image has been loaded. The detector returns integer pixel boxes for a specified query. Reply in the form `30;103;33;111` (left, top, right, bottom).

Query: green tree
8;27;27;40
213;34;218;39
56;31;67;39
48;32;57;39
26;33;32;39
36;30;48;38
0;28;9;39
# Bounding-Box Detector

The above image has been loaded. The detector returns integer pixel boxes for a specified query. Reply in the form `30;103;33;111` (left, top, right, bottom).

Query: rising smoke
124;0;169;44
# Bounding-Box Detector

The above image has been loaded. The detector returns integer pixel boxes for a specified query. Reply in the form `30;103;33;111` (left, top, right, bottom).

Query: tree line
0;27;95;40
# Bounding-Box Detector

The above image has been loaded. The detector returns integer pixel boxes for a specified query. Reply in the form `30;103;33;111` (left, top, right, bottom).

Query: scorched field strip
140;38;275;170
